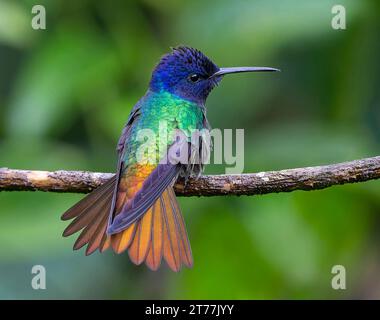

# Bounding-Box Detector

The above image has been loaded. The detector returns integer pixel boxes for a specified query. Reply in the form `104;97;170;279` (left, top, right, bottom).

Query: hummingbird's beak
210;66;280;78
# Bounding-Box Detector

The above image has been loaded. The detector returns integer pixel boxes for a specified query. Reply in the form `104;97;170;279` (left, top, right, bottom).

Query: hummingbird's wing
108;158;181;234
107;133;193;271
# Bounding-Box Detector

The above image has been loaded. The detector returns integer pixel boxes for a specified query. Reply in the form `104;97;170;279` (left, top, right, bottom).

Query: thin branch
0;156;379;197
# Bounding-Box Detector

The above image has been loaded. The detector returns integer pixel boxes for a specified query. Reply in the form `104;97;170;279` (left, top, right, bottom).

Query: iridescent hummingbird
61;46;279;271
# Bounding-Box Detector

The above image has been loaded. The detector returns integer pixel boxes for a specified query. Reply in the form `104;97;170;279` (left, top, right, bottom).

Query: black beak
210;66;280;78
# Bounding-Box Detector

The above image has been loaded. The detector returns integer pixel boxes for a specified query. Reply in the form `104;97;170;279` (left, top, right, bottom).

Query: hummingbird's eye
189;73;201;83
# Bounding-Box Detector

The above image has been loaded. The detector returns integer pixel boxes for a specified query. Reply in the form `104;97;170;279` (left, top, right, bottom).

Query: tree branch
0;156;379;196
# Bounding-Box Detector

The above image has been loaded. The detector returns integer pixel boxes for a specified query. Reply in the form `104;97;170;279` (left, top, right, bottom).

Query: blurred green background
0;0;380;299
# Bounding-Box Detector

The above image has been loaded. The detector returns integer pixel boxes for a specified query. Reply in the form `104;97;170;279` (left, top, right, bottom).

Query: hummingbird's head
149;46;279;104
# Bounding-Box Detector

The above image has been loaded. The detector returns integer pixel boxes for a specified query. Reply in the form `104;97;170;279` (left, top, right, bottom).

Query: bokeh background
0;0;380;299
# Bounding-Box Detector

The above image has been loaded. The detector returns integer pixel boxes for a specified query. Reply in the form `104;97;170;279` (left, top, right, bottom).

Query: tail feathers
61;177;115;254
85;212;109;255
145;200;163;270
160;188;193;271
128;208;153;265
72;193;111;251
167;188;193;268
63;190;112;237
62;180;192;271
133;187;192;271
61;176;116;221
110;186;193;272
111;222;137;254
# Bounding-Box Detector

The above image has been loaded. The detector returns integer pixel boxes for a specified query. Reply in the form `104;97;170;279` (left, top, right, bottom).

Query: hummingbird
61;46;279;271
